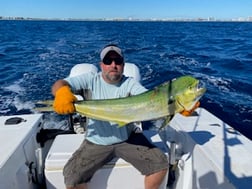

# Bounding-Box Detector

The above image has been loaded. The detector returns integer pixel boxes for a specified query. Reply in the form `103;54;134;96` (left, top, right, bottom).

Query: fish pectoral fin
116;121;129;128
159;115;174;131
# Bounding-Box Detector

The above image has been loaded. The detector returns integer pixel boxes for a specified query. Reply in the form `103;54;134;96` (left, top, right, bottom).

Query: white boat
0;63;251;189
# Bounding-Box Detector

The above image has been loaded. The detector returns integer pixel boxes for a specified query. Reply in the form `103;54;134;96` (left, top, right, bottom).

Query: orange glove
180;101;200;116
53;86;77;114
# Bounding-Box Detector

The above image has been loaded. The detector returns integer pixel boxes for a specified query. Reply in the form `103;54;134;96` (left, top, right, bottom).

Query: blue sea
0;20;252;139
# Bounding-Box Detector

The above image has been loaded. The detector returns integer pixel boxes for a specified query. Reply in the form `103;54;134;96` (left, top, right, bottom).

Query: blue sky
1;0;251;20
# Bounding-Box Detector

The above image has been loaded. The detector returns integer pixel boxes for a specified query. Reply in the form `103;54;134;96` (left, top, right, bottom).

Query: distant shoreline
1;16;252;22
1;18;252;22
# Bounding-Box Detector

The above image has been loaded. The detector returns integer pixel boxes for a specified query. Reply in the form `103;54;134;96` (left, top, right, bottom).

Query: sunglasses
103;57;124;65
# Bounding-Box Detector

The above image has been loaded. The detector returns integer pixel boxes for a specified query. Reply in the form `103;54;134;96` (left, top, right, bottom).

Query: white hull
1;107;251;189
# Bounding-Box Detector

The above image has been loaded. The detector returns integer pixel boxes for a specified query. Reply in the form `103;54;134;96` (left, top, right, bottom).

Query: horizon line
1;16;252;22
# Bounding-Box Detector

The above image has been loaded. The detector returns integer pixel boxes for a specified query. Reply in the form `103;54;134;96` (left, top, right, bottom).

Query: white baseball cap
100;45;123;60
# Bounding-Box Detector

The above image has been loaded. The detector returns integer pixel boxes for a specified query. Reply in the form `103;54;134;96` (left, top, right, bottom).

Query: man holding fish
51;44;202;189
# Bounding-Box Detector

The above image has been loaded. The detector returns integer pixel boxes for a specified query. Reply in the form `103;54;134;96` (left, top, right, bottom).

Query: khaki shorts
63;132;168;187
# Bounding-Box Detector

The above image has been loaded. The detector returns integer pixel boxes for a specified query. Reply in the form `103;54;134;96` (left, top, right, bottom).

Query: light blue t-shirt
65;72;147;145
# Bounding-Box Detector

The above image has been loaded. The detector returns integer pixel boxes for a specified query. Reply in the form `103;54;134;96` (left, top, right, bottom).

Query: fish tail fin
34;106;54;112
34;99;54;112
36;100;54;105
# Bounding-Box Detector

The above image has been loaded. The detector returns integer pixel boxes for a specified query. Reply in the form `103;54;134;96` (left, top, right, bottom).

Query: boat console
0;114;43;189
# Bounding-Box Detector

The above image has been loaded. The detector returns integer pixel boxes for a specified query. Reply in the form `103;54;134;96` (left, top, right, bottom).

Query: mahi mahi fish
36;75;206;128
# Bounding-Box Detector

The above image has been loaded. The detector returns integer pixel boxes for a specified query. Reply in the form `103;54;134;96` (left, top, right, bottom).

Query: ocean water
0;20;251;139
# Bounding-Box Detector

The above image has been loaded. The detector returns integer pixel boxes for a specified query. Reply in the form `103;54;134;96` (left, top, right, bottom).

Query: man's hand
180;101;200;116
53;86;77;114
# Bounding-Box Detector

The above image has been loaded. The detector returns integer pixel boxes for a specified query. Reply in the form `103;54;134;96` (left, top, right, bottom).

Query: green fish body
73;75;206;127
36;76;206;128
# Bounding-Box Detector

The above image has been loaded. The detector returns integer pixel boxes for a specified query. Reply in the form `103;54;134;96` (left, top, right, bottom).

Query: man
52;44;169;189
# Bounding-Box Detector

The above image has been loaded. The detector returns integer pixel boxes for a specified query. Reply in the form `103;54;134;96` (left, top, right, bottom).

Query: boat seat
123;62;141;82
44;131;168;189
69;63;98;77
69;62;141;81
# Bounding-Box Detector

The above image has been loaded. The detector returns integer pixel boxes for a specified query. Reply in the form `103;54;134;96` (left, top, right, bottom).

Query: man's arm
52;79;70;96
